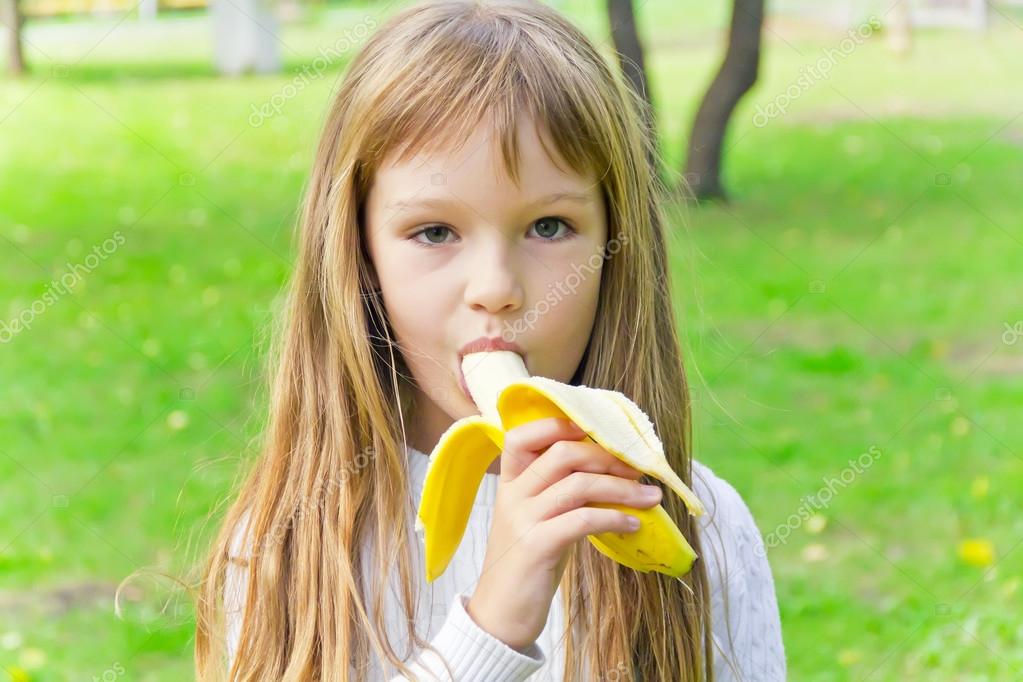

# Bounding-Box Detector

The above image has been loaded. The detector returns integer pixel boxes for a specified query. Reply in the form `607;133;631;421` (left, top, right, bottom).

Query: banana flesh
415;351;703;582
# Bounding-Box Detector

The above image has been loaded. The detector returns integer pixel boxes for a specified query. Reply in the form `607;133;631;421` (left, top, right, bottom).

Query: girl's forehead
372;112;597;196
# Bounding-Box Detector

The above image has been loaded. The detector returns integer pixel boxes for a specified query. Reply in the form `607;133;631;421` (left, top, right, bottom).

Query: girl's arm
693;460;787;681
225;461;787;680
223;515;544;681
383;590;544;681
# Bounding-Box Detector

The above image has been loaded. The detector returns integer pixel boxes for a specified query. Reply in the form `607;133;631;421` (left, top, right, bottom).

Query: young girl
193;0;786;679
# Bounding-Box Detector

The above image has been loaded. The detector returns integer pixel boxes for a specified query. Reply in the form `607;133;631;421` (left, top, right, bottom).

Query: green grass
2;2;1022;679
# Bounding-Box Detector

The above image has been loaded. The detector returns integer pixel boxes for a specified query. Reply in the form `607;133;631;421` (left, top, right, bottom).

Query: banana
414;350;704;582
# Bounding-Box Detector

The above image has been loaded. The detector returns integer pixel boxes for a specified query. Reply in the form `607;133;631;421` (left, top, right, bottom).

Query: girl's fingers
535;506;640;555
499;418;586;483
516;439;644;498
530;471;660;521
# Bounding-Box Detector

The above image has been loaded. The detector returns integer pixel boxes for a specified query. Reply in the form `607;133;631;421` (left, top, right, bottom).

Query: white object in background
211;0;282;76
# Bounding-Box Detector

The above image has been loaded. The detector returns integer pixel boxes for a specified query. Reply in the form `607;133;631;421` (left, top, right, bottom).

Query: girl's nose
463;234;525;315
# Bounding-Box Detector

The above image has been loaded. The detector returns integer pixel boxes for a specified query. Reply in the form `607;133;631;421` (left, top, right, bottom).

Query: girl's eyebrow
387;190;595;212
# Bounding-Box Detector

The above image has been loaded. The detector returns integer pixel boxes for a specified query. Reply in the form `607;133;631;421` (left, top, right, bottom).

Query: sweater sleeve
223;511;544;681
383;590;545;681
692;461;787;681
224;510;253;672
225;567;544;681
224;550;247;670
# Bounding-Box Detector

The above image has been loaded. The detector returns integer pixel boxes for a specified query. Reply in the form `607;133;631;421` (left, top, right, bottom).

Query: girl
193;0;786;680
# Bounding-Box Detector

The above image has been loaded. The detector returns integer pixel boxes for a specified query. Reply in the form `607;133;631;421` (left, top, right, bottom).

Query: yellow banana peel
414;351;704;582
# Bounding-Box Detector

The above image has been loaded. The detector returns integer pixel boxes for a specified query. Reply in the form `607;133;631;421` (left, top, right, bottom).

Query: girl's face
364;114;608;452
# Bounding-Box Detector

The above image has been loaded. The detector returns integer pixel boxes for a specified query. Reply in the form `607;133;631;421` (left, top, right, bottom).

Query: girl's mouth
454;348;527;407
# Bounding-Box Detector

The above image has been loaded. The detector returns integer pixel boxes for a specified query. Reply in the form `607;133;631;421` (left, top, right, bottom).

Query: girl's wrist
465;591;537;653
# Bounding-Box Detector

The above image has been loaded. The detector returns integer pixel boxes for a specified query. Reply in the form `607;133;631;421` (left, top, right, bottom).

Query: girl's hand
464;417;663;652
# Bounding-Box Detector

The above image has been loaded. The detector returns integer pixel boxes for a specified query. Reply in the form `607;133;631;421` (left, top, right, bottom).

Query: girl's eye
411;225;456;247
409;217;575;248
529;216;575;241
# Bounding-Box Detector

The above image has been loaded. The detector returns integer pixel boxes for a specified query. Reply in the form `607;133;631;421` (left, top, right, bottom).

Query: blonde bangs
349;1;612;192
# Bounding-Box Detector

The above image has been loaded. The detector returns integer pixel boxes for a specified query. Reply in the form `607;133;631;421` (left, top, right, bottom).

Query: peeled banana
414;350;704;582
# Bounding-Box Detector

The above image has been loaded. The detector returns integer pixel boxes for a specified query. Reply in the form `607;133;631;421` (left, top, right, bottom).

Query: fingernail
627;516;640;529
641;485;661;498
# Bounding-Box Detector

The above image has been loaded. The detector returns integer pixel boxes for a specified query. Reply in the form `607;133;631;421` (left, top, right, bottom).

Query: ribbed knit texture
224;444;786;680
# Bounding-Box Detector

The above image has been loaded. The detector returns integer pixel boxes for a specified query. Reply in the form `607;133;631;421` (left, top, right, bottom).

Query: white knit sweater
225;444;786;680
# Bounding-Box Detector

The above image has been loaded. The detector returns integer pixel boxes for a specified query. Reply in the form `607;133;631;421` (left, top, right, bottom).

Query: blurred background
1;0;1021;679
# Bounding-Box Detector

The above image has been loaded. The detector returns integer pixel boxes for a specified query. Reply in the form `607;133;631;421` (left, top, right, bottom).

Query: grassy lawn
1;2;1021;679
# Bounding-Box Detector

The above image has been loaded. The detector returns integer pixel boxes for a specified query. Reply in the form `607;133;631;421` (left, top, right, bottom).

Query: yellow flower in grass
5;666;31;682
958;538;995;568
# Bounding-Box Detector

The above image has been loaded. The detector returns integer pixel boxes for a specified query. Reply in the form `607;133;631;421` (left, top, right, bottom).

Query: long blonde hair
193;0;714;679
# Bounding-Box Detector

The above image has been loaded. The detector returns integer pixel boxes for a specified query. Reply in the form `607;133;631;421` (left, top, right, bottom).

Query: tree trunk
607;0;660;178
3;0;25;76
682;0;764;201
